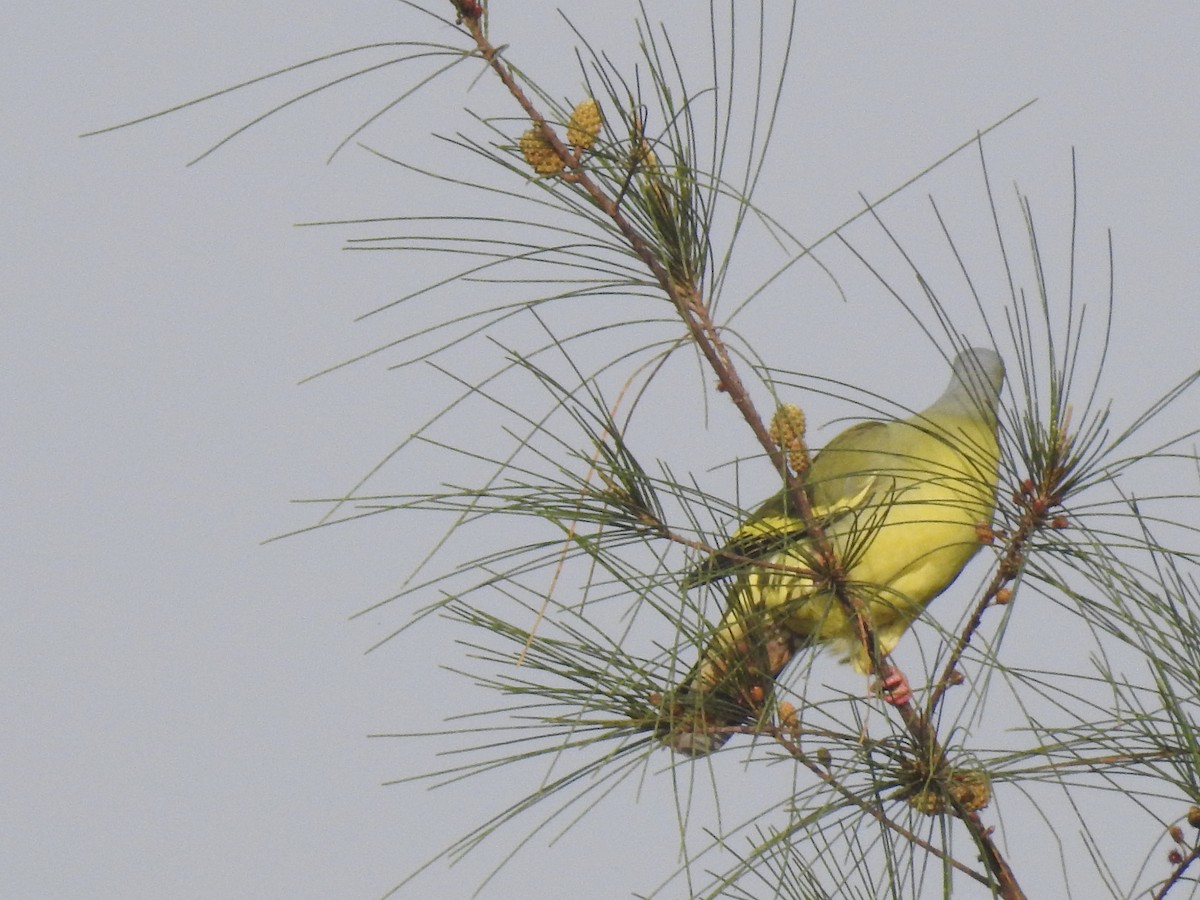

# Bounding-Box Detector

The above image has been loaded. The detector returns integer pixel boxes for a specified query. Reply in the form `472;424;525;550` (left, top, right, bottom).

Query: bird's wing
683;421;889;587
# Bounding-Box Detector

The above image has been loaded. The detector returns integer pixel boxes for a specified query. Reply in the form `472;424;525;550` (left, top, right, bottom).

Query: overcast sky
6;3;1200;898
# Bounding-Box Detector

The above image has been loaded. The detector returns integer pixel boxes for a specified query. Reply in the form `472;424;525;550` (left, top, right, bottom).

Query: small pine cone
770;404;809;475
947;769;992;813
776;701;799;732
567;98;602;150
908;786;945;816
639;144;659;170
519;128;563;175
628;130;657;172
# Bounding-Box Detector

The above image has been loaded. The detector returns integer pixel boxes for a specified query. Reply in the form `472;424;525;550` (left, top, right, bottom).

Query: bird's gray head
934;347;1006;421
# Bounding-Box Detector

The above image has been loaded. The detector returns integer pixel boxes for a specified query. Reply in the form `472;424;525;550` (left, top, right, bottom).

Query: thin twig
1153;842;1200;900
457;17;824;542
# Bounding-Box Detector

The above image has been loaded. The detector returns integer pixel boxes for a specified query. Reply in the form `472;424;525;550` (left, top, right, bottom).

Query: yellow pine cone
770;403;809;475
901;765;991;816
776;700;799;732
632;138;659;171
519;128;564;175
946;768;991;812
567;98;602;150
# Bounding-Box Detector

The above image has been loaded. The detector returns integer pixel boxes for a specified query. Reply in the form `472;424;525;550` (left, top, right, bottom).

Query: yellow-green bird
666;347;1005;754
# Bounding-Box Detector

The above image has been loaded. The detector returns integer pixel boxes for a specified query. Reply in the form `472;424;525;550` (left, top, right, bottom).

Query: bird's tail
657;602;800;755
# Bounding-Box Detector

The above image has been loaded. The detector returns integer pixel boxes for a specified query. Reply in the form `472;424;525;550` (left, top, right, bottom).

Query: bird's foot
874;665;912;707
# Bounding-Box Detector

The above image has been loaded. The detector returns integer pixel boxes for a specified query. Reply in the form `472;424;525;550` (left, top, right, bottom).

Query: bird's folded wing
682;421;890;588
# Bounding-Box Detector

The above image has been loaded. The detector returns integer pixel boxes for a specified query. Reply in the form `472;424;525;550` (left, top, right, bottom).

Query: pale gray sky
6;3;1200;898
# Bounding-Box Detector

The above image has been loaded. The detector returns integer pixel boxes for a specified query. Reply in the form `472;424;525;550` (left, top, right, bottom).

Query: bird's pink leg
875;665;912;706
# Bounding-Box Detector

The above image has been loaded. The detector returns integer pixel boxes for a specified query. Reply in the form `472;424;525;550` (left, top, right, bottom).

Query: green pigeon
665;347;1006;754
